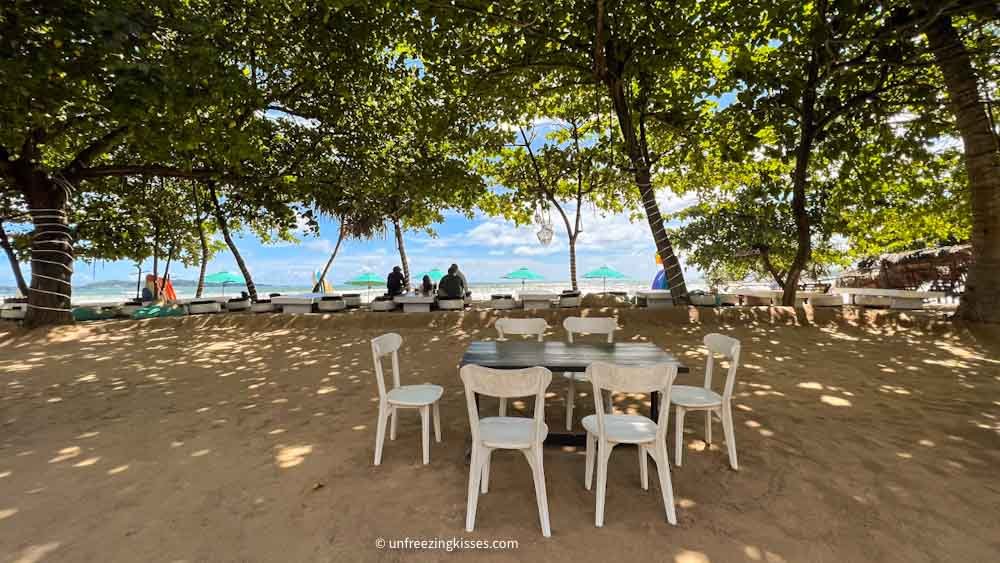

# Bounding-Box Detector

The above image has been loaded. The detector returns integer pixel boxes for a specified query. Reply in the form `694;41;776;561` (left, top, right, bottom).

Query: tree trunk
192;183;208;298
781;56;820;307
151;222;160;280
162;241;175;288
568;233;579;291
926;16;1000;323
208;182;258;301
0;222;29;296
602;74;688;303
21;172;74;325
314;223;345;293
392;218;411;290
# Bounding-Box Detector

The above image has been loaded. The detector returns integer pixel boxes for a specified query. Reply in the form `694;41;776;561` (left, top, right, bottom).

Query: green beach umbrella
502;267;544;288
203;271;244;295
346;272;383;287
346;271;383;301
417;268;445;283
583;265;627;292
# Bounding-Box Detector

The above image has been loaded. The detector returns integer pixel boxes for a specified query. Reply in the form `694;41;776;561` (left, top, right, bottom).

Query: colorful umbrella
583;265;627;292
203;271;244;295
502;267;544;288
417;268;446;283
346;271;383;302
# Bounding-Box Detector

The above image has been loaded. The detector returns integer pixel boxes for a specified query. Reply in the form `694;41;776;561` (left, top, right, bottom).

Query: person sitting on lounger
420;274;434;296
387;266;405;297
451;263;472;298
437;265;465;299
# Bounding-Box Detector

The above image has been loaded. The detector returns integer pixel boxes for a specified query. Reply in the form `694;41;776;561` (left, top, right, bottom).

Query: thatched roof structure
837;245;971;295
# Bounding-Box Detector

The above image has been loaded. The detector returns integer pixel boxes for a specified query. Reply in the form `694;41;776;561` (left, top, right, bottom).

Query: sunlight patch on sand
275;445;313;468
0;507;17;520
73;457;100;467
820;395;852;407
797;381;823;390
107;465;129;475
12;541;61;563
674;549;710;563
49;446;81;463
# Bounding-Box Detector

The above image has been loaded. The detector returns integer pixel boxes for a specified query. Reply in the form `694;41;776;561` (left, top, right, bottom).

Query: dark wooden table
460;341;689;446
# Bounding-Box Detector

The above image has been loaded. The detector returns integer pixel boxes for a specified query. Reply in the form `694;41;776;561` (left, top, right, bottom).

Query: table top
460;341;689;373
519;292;558;299
635;289;674;297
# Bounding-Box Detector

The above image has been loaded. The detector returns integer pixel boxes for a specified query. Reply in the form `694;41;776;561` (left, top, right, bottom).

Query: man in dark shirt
387;266;405;296
437;265;465;299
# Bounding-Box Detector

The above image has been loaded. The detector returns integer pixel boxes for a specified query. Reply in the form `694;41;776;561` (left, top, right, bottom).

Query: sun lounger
342;293;362;308
733;289;828;306
438;298;464;310
831;288;944;310
490;294;517;309
807;294;844;307
226;297;251;311
272;293;326;314
251;298;277;313
1;301;27;320
370;296;396;312
317;295;346;312
688;293;715;306
519;291;555;310
635;289;674;308
188;299;223;314
558;290;581;308
394;294;436;313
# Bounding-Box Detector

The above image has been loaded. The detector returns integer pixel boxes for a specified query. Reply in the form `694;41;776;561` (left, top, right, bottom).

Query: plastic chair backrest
371;332;403;400
563;316;616;343
703;333;741;402
460;364;552;444
495;318;546;341
586;361;678;442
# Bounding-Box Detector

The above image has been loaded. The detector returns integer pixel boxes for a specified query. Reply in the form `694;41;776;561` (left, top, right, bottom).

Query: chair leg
638;445;649;490
595;441;614;528
374;404;388;466
566;375;575;431
651;442;678;525
499;398;507;416
389;406;397;441
721;404;739;470
465;445;483;532
705;409;712;445
584;432;596;490
524;447;551;537
420;405;430;465
432;402;442;443
674;406;686;467
480;448;492;494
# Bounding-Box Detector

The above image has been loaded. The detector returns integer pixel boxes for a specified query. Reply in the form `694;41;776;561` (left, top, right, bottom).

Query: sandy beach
1;307;998;562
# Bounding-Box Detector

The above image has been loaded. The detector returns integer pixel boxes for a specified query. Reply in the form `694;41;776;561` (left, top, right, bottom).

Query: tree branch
62;126;129;179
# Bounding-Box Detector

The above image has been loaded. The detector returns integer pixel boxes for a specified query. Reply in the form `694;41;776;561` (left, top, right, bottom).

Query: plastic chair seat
479;417;549;449
387;384;444;407
671;385;723;409
582;414;658;444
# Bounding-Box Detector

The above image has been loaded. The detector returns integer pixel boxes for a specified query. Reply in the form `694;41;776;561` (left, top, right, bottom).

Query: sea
0;279;699;305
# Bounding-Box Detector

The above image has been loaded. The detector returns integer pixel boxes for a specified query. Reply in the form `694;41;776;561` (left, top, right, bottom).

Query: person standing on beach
387;266;405;296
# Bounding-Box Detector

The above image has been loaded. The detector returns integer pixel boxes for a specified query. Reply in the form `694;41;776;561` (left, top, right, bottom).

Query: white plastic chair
493;318;546;416
370;333;443;465
583;361;679;527
460;364;553;537
671;333;741;470
562;317;616;430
